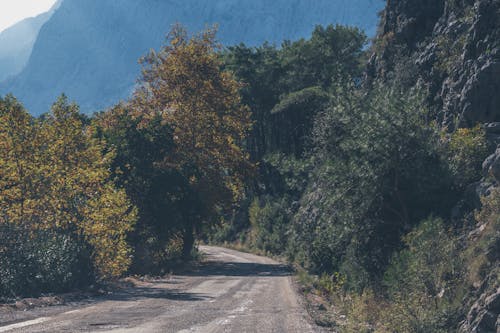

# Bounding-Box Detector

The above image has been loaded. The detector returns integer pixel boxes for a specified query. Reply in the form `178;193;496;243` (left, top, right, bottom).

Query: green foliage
341;289;385;333
443;125;489;189
95;105;195;272
269;87;330;156
270;87;329;115
0;224;93;299
380;217;465;332
248;197;290;255
291;84;455;284
331;217;467;332
435;33;467;75
279;25;367;91
262;153;313;197
223;24;367;157
469;188;500;285
384;218;461;297
208;220;239;245
316;272;346;296
434;3;474;75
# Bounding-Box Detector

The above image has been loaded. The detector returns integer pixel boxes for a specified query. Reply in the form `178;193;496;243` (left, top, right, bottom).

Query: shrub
0;224;93;299
443;125;489;189
381;217;465;332
468;187;500;285
341;289;386;333
292;84;454;284
208;221;239;244
248;196;290;255
316;272;346;296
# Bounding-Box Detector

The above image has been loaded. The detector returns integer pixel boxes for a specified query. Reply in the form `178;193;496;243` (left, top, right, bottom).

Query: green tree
222;24;366;158
291;84;454;283
95;104;195;272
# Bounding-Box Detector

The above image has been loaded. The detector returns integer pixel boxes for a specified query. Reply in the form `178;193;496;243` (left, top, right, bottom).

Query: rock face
483;145;500;182
369;2;500;331
460;280;500;332
0;0;383;115
367;0;500;127
460;143;500;333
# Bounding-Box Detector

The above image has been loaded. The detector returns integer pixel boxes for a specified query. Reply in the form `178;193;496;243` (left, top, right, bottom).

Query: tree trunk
182;222;194;258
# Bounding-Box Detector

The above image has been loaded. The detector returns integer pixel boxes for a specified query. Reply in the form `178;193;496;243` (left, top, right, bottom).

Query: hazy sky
0;0;58;33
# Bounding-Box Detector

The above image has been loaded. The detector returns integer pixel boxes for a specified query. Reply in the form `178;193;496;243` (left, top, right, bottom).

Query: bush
381;217;465;332
443;125;489;189
208;221;240;245
468;187;500;285
248;196;291;255
291;84;455;284
0;224;93;299
341;289;386;333
316;272;346;296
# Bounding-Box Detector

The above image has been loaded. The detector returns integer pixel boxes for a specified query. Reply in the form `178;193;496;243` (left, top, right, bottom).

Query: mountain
0;0;384;115
0;1;60;82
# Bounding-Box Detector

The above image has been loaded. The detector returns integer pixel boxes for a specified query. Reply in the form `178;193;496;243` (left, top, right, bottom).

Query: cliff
366;0;500;127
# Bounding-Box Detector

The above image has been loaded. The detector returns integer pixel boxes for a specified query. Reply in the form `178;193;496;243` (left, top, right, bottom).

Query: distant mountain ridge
0;0;383;115
0;1;60;82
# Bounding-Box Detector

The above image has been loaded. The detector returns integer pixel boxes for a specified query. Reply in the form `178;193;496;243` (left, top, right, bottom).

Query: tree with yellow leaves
132;26;253;256
0;95;136;279
0;95;40;226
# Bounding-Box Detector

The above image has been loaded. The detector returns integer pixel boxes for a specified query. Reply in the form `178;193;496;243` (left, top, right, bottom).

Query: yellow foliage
0;95;136;279
132;25;253;211
443;125;489;187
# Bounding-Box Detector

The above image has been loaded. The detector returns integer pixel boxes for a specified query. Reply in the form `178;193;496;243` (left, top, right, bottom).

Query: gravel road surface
0;246;321;333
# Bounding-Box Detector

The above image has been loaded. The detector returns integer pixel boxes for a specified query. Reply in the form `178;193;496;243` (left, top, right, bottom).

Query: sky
0;0;58;33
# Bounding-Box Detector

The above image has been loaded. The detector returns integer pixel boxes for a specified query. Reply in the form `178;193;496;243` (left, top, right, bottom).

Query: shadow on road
182;261;292;277
106;287;210;302
104;261;291;303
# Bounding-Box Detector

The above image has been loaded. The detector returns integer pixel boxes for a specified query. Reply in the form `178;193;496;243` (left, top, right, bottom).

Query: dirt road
0;246;321;332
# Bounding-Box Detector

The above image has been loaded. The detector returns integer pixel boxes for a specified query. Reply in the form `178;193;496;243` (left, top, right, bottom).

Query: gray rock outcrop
366;0;500;128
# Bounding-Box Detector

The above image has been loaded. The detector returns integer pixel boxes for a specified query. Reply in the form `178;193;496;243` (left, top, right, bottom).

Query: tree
0;95;40;226
95;104;195;272
132;26;253;256
0;95;137;279
222;24;367;158
291;84;455;284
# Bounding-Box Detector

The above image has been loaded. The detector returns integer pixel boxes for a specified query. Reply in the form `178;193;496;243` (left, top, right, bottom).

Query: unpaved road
0;246;322;332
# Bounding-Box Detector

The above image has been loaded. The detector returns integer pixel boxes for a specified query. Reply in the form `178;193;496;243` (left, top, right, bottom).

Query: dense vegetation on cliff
212;18;498;331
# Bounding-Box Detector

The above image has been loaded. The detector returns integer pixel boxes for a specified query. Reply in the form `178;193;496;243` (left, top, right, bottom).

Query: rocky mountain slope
461;144;500;333
366;0;500;128
0;0;383;115
366;1;499;331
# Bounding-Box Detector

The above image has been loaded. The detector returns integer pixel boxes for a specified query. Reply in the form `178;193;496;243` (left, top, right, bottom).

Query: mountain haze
0;0;383;115
0;2;60;82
